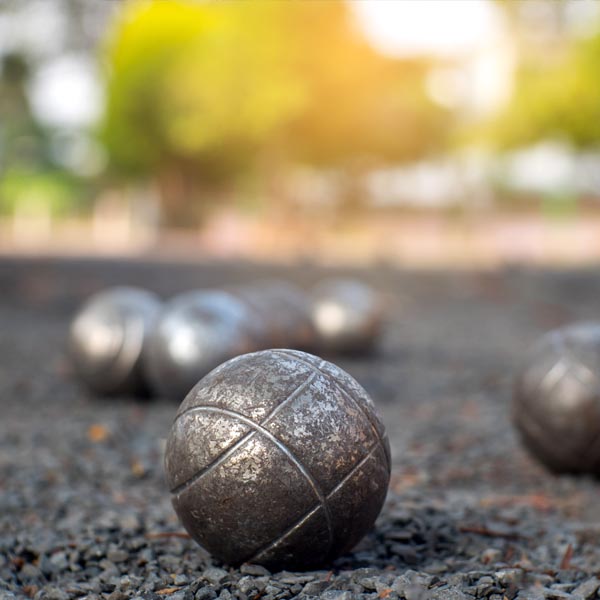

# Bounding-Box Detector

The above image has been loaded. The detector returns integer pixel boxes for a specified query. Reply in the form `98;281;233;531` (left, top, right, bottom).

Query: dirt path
2;257;600;599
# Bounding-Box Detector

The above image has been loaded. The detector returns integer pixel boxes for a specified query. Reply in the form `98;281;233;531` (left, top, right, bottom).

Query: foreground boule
164;349;391;570
311;279;384;353
69;286;161;395
513;322;600;474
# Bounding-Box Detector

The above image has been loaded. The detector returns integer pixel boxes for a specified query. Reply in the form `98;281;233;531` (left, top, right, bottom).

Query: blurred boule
164;348;390;570
234;281;316;349
69;286;161;396
311;279;384;353
143;290;257;399
513;322;600;474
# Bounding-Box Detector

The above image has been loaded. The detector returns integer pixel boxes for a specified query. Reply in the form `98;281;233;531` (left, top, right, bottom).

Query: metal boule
311;279;384;353
69;286;161;396
513;322;600;474
164;348;391;570
234;281;316;350
143;290;257;399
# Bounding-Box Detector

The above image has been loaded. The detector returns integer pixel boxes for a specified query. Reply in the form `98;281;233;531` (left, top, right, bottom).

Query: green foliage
101;1;304;178
0;52;53;171
0;168;84;216
100;0;449;179
487;31;600;150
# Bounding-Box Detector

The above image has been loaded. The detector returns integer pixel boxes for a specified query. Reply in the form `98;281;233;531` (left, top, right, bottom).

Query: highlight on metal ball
164;349;391;570
310;279;384;354
512;321;600;474
69;286;162;396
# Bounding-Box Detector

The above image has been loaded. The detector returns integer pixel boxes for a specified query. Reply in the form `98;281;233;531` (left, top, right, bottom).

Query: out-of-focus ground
3;257;600;598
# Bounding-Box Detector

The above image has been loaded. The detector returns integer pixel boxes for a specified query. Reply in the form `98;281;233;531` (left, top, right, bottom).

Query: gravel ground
3;257;600;600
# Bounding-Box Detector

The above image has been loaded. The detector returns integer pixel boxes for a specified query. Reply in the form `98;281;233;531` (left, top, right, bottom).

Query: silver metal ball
164;349;391;570
311;279;384;353
69;287;161;396
513;322;600;474
234;281;316;350
144;290;258;399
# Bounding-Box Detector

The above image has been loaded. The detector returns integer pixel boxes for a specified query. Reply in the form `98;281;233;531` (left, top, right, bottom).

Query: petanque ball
311;279;384;353
144;290;257;399
513;322;600;474
164;349;391;570
69;287;161;396
234;281;316;350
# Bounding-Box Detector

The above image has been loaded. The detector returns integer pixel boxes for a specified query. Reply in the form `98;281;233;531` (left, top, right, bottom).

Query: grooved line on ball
173;404;335;554
170;370;318;495
541;335;598;393
526;337;600;469
272;350;391;472
529;351;598;418
246;442;379;566
517;402;579;469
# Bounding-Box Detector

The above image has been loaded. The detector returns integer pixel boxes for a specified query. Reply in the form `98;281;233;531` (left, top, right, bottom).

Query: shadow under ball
513;322;600;474
311;279;384;354
69;286;161;396
144;290;257;399
164;349;391;570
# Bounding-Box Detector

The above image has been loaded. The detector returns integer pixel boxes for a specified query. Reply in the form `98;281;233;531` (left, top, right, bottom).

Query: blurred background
1;0;600;268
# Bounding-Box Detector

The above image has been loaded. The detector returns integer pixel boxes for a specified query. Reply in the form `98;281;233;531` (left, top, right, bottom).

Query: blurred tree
101;0;450;224
485;5;600;150
0;52;51;171
102;1;305;224
281;3;446;166
0;0;115;217
278;2;449;211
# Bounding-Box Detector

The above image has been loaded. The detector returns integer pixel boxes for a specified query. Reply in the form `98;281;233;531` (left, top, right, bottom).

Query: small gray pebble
107;549;129;563
263;585;282;595
552;583;576;593
572;577;600;599
481;548;503;564
277;573;317;585
237;576;267;594
494;568;524;586
302;581;331;595
430;588;470;600
19;563;43;581
240;564;270;577
49;551;68;570
517;590;547;600
541;589;573;599
404;586;428;600
202;568;228;585
41;587;70;600
320;592;356;600
195;586;217;600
